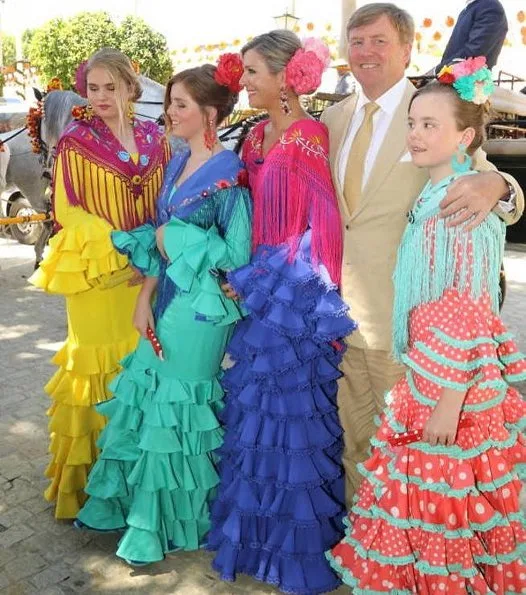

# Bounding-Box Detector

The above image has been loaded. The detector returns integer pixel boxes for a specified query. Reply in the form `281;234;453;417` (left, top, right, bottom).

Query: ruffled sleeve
111;223;160;278
29;153;129;295
163;185;252;325
402;289;526;407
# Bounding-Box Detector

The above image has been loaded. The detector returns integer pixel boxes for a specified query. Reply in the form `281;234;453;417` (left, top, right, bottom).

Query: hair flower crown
215;53;244;93
437;56;494;104
285;37;330;95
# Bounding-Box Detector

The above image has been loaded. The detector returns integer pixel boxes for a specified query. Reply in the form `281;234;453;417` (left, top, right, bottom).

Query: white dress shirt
337;77;408;190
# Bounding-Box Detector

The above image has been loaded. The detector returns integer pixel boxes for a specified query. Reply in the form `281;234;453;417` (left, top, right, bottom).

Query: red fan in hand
388;417;474;447
146;326;163;360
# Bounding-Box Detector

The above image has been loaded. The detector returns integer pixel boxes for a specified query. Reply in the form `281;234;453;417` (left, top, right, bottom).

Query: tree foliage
1;34;16;67
27;12;172;89
117;16;173;85
22;29;35;60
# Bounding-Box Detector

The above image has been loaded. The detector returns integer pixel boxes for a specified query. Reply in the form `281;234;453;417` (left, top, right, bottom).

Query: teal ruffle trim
77;348;225;561
112;223;161;277
325;551;413;595
163;217;245;326
352;504;524;538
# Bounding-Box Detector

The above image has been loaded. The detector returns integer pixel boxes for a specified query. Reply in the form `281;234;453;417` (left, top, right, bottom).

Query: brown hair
164;64;238;129
241;30;302;74
86;47;141;138
346;3;415;44
409;82;490;153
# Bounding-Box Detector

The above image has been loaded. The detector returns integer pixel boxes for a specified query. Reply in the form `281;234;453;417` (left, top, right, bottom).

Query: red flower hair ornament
215;53;244;93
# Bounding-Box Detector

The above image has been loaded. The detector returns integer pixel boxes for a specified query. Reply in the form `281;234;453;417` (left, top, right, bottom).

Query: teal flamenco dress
75;149;252;564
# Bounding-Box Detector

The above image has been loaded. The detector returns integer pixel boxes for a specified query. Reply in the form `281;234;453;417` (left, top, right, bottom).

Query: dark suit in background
437;0;508;71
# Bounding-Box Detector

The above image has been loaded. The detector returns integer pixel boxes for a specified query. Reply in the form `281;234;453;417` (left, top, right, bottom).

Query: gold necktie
343;102;380;216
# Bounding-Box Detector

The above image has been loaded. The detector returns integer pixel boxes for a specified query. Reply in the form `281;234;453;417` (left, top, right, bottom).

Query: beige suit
321;79;525;502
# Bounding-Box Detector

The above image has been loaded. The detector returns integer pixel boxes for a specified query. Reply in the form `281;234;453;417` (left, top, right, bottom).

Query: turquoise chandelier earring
451;143;472;173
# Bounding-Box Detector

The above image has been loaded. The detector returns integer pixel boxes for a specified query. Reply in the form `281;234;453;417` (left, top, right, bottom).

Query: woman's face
86;66;129;122
166;82;206;141
240;49;282;110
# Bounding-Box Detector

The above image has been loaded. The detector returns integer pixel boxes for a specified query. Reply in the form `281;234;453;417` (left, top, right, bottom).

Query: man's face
347;14;412;100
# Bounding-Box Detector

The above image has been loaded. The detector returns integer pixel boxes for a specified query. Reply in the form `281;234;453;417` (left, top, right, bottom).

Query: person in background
435;0;508;71
334;61;353;95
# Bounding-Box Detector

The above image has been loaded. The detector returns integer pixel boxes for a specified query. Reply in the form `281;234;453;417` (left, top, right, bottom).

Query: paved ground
0;238;524;595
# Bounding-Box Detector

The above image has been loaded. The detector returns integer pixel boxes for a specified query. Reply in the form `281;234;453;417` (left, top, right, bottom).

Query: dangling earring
204;119;217;151
280;86;291;116
451;143;472;174
84;103;94;121
127;102;134;123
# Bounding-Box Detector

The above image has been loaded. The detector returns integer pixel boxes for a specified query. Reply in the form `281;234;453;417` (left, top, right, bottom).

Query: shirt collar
356;76;408;116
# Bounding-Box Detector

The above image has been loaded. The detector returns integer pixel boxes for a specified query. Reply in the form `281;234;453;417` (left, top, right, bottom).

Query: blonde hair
86;48;141;138
241;30;302;74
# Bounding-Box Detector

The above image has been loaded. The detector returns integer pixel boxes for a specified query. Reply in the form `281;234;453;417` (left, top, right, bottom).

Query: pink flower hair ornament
74;60;88;98
285;37;330;95
437;56;494;105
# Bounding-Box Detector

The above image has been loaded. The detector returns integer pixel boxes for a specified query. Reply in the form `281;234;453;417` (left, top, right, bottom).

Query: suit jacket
321;79;524;352
438;0;508;70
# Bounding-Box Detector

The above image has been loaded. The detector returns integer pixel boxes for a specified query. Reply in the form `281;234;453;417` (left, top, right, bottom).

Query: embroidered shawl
54;116;170;231
242;118;343;285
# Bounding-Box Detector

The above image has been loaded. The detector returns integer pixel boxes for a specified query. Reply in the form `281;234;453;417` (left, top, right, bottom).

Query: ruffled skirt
208;244;357;594
326;302;526;594
76;290;233;563
30;221;139;519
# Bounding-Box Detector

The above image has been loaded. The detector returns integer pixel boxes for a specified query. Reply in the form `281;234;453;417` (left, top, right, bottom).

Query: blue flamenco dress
208;119;357;594
75;149;252;563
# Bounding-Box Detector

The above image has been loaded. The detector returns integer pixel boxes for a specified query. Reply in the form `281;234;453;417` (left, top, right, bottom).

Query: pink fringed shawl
243;119;343;285
53;116;170;231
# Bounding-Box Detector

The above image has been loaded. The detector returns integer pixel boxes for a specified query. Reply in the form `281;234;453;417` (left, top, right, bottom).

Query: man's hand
439;171;508;230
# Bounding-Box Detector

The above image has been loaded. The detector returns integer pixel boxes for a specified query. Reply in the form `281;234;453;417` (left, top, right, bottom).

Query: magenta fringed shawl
242;119;343;286
53;116;169;231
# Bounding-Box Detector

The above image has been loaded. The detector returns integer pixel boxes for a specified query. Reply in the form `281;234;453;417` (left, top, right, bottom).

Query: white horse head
135;75;166;124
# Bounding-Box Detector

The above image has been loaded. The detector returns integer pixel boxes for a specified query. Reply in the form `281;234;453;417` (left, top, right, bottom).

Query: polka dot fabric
327;289;526;594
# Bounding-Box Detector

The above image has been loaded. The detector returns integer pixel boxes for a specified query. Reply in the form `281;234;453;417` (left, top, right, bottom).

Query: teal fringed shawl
392;171;505;361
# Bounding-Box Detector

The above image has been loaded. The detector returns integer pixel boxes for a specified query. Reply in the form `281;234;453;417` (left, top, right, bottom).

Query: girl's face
407;92;474;180
87;67;129;122
240;49;283;110
166;82;207;141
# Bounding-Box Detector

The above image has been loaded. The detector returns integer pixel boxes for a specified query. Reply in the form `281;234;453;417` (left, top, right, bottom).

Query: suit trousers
337;345;405;506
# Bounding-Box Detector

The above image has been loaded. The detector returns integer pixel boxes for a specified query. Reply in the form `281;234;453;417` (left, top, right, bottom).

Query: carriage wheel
9;197;43;245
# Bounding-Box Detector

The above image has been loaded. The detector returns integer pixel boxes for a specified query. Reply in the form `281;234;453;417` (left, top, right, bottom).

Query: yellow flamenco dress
30;117;169;518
